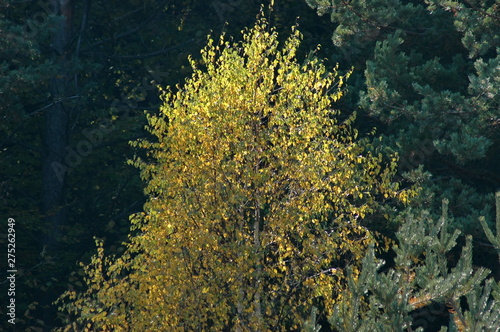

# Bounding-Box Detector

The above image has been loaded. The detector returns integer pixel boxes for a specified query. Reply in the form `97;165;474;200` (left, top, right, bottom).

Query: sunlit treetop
57;11;410;331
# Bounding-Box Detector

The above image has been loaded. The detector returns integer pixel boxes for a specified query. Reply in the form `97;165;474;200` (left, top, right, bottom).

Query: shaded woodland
0;0;498;330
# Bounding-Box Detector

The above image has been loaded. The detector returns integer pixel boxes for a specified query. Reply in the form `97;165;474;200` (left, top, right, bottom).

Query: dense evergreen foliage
305;0;499;238
325;195;500;332
0;0;497;330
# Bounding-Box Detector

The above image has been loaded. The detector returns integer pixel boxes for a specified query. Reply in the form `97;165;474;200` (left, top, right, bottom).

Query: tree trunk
41;0;74;326
42;0;74;247
253;195;262;330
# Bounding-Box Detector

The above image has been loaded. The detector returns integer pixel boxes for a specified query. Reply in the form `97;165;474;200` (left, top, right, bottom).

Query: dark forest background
0;0;498;330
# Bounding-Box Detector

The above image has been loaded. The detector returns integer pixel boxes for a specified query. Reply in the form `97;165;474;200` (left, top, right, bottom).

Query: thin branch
461;0;500;22
339;0;429;37
0;260;49;285
85;0;169;50
29;95;82;116
75;0;91;57
113;7;143;22
0;96;81;150
106;38;196;60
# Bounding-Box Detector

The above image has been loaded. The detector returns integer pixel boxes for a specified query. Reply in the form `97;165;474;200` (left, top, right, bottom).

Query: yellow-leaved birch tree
58;14;408;331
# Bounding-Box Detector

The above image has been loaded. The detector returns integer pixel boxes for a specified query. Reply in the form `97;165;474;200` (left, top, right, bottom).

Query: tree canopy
2;0;498;330
57;14;407;330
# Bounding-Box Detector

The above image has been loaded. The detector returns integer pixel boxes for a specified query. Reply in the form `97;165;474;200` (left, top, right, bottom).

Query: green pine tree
327;194;500;331
305;0;499;239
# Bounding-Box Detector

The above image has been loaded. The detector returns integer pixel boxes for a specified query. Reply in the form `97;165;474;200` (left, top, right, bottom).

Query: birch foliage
57;16;406;331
